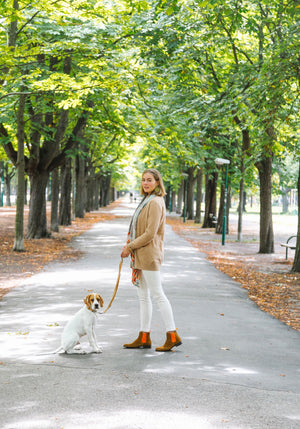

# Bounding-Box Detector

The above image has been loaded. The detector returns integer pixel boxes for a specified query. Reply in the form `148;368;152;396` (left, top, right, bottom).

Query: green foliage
0;0;298;195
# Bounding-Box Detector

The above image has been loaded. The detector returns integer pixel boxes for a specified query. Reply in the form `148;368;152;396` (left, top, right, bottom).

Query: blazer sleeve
128;198;164;251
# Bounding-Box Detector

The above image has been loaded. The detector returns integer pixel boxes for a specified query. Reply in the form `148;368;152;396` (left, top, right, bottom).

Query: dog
53;293;104;355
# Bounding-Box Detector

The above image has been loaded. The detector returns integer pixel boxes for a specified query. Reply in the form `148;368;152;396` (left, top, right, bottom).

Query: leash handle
103;258;123;314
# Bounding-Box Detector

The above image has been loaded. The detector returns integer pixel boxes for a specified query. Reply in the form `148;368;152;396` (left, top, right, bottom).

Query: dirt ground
0;200;299;332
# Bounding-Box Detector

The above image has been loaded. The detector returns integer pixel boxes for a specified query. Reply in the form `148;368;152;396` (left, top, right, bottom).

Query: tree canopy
0;0;299;264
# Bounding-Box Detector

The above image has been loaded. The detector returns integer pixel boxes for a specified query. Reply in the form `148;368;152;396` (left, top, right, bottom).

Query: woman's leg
137;274;152;332
123;277;152;348
141;270;176;332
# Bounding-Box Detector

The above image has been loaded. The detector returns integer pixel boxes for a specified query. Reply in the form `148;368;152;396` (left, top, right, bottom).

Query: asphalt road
0;200;299;429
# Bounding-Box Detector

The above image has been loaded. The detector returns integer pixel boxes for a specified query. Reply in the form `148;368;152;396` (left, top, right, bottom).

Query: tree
133;0;299;253
0;0;141;238
13;92;26;251
292;161;300;272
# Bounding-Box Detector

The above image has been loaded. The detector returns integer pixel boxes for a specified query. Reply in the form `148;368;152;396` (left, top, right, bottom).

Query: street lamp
215;158;230;245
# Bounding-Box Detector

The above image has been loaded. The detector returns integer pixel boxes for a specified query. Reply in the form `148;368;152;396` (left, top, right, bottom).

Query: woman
121;168;182;352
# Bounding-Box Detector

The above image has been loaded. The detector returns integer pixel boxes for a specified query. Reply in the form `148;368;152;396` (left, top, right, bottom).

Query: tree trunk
27;170;50;238
237;176;244;242
171;189;176;212
194;168;203;224
59;158;72;226
51;167;59;232
75;154;86;218
216;183;225;234
100;175;111;207
237;157;245;242
165;186;171;212
85;176;94;212
71;157;76;221
187;167;197;220
4;164;12;207
202;172;217;228
13;93;26;251
93;177;100;210
104;175;111;206
0;162;4;207
256;157;274;253
291;162;300;272
24;179;28;205
176;181;184;214
281;189;289;214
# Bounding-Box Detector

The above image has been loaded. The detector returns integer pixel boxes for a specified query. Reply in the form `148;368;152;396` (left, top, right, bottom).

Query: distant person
121;168;182;352
129;192;133;203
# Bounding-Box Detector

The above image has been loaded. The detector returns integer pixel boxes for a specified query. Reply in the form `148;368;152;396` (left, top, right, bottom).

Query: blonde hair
140;168;166;197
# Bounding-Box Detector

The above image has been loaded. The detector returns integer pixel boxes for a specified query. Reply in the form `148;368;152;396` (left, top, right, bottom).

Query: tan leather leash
102;258;123;313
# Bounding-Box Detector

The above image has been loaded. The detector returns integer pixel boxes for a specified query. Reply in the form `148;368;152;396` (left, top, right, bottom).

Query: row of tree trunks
17;152;113;241
168;153;276;256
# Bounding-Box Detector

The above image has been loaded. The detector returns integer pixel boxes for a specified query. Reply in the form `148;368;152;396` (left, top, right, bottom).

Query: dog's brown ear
84;294;92;307
97;294;104;307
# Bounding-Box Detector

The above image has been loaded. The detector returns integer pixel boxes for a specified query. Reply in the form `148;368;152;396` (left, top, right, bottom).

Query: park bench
280;235;297;260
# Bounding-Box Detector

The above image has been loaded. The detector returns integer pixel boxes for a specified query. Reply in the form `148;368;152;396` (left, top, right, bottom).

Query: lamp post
215;158;230;245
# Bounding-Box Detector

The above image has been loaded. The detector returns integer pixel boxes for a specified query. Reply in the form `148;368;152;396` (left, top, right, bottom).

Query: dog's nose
95;304;99;308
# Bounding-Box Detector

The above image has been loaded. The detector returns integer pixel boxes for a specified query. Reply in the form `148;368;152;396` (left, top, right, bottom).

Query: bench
280;235;297;260
209;213;217;224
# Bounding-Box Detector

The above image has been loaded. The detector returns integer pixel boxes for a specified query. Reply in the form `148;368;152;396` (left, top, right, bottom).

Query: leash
103;258;123;313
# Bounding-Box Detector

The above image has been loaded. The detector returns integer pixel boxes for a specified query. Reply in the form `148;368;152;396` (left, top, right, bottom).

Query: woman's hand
121;244;131;258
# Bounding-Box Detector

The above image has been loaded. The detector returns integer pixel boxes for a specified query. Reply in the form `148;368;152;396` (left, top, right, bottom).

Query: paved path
0;199;299;429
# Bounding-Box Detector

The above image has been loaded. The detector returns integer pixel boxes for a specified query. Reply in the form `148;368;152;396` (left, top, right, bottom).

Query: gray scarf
129;194;156;244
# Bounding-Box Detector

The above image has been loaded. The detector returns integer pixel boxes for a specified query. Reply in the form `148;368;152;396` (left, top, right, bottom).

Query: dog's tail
37;346;64;356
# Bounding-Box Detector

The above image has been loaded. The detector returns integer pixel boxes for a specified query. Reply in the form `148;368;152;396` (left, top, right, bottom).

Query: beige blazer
127;196;166;271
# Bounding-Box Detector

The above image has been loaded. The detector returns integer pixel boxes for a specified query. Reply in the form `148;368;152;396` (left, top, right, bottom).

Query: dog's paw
66;349;87;355
93;346;103;354
74;344;82;350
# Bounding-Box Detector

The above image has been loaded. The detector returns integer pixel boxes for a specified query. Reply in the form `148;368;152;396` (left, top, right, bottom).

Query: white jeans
137;270;176;332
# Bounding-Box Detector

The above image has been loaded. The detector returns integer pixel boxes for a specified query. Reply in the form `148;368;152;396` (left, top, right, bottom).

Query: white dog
54;293;104;355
